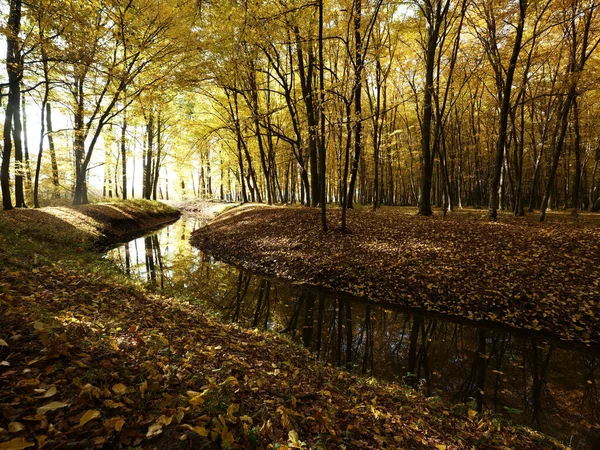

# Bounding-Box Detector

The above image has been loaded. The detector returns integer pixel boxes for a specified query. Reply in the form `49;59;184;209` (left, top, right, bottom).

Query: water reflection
105;217;600;448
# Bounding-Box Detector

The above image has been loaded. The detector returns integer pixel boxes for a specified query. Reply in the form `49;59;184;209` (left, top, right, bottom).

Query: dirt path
168;200;241;220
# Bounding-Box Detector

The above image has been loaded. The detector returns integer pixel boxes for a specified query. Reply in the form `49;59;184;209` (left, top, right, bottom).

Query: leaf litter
192;206;600;346
0;204;570;449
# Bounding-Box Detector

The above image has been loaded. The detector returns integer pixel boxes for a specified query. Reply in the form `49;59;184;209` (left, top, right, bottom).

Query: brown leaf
0;437;35;450
112;383;127;395
36;401;68;414
79;410;101;427
33;322;51;333
36;386;57;399
7;422;24;433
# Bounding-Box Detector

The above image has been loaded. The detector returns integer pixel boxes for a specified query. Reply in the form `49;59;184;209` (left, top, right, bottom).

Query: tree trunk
294;27;319;207
347;0;363;209
572;98;582;210
144;113;154;200
121;111;128;199
318;0;327;231
2;0;23;210
487;0;527;220
22;91;32;191
152;114;162;200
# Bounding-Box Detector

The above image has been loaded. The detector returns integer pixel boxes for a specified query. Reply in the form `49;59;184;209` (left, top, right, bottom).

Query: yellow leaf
157;415;173;426
33;321;51;333
188;394;205;407
192;426;209;437
146;422;163;438
80;410;101;427
227;403;239;418
221;426;234;446
0;338;8;346
112;383;127;395
0;438;35;449
37;386;57;398
114;418;125;432
7;422;25;433
468;409;478;419
103;416;125;431
288;430;301;448
36;401;68;414
103;400;124;408
435;445;447;450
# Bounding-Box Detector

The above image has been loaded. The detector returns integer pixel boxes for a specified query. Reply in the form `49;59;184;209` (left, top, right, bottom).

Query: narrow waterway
105;215;600;449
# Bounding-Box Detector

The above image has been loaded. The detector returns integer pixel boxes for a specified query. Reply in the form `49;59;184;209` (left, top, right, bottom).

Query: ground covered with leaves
0;201;567;449
192;206;600;346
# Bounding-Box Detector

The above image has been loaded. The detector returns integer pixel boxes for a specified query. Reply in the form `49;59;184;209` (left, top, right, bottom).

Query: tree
414;0;469;216
540;0;600;221
2;0;25;209
59;0;197;205
471;0;528;220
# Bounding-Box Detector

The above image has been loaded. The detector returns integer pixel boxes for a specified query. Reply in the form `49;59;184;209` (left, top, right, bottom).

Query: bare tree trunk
318;0;327;231
572;98;582;210
347;0;363;209
2;0;23;210
21;91;31;191
121;110;128;199
487;0;527;220
144;113;154;200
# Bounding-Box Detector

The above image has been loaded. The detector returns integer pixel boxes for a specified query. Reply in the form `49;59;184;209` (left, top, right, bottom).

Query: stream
105;215;600;449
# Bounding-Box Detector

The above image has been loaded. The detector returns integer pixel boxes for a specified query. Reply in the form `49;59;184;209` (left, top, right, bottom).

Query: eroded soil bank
191;205;600;345
0;201;570;449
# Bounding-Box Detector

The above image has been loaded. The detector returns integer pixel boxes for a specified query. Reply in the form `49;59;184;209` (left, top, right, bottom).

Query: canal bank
110;215;600;448
0;201;572;449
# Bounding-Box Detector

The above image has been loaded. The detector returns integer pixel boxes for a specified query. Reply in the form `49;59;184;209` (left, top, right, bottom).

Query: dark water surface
105;216;600;449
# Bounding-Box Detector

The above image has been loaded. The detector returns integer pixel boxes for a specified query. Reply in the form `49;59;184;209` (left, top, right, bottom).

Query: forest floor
192;205;600;346
0;200;568;449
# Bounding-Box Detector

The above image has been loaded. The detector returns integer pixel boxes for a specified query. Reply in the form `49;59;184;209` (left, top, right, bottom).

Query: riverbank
191;205;600;346
0;201;567;449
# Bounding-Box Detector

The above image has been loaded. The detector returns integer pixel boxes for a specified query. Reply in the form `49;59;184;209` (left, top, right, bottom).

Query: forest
2;0;600;222
2;0;600;448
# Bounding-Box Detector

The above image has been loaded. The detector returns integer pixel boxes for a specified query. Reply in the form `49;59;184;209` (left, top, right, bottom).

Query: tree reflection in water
106;218;600;448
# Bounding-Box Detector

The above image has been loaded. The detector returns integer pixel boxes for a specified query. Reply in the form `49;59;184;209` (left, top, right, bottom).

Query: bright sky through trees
1;0;599;218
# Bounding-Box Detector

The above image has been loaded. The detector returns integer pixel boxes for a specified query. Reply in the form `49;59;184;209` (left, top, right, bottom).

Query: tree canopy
2;0;600;223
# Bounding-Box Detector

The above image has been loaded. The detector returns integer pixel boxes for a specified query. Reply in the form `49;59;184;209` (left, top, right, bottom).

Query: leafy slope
0;202;567;449
0;262;565;449
192;206;600;345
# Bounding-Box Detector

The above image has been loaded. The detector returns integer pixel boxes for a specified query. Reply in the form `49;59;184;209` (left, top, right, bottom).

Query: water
105;216;600;449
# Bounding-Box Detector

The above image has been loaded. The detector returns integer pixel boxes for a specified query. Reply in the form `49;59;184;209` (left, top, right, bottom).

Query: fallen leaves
192;206;600;345
0;438;34;450
36;402;68;415
79;410;100;427
146;415;173;438
102;416;125;432
6;423;24;433
35;386;56;398
111;383;127;395
33;321;51;333
0;205;571;450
